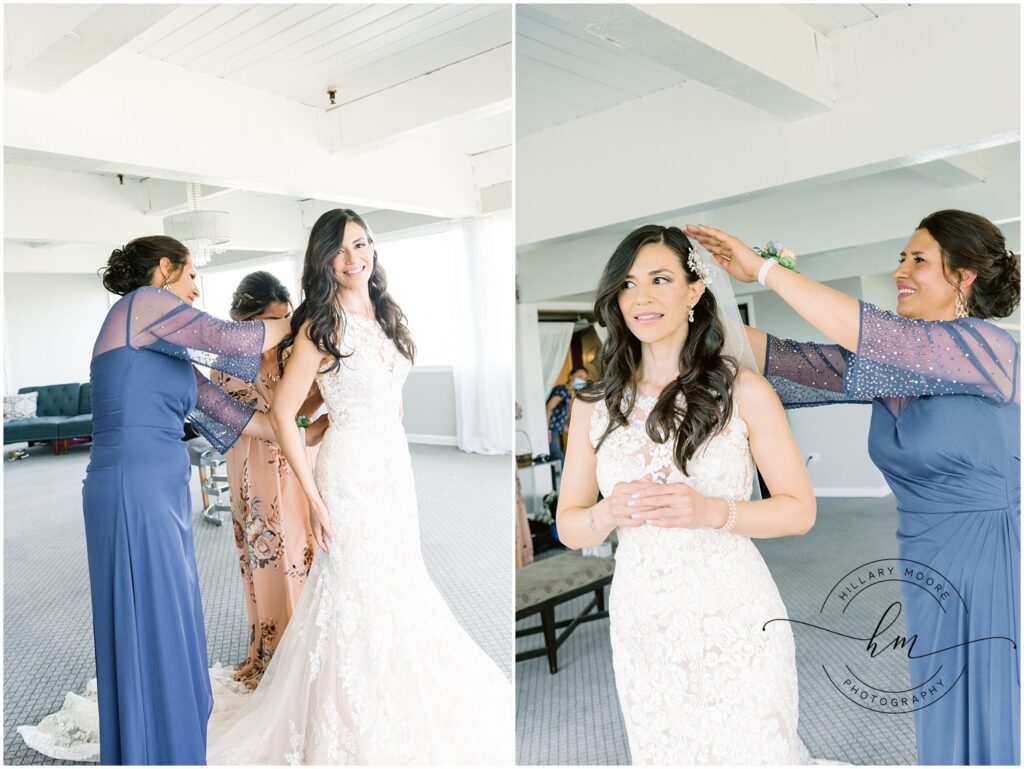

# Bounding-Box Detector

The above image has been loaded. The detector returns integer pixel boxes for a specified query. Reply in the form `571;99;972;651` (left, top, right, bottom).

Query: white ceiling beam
6;49;479;218
140;179;234;216
295;200;444;236
906;152;993;188
517;4;1020;247
480;181;513;215
472;145;513;191
4;164;302;253
320;44;512;156
4;241;112;275
4;164;451;263
536;3;834;120
4;165;308;253
517;143;1020;303
4;164;154;247
4;4;179;93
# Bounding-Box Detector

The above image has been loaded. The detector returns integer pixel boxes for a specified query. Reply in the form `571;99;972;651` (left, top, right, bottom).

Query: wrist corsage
753;241;799;272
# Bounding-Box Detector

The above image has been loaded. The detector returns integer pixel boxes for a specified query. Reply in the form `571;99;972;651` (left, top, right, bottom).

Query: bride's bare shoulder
733;367;781;414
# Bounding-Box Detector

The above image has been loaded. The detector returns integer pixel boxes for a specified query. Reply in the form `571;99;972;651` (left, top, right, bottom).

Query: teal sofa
3;383;92;452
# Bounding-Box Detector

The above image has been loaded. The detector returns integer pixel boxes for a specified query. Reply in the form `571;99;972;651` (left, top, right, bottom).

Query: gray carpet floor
3;441;513;766
516;497;919;766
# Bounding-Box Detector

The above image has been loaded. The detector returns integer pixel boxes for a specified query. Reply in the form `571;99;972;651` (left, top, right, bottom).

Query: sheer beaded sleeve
121;286;265;382
191;367;255;453
849;301;1019;405
764;301;1020;408
764;337;868;409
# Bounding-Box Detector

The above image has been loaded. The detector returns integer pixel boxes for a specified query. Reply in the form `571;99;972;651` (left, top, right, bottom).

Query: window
377;228;457;367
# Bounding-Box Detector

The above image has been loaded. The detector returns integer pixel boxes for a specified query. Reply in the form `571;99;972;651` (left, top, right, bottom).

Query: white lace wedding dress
19;314;512;765
592;393;811;765
206;314;512;764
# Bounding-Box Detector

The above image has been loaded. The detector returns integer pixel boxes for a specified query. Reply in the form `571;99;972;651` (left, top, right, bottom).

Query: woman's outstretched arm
269;320;334;552
687;225;861;351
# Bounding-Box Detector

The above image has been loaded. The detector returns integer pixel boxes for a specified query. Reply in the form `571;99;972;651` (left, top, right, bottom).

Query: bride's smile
617;242;703;347
332;223;375;290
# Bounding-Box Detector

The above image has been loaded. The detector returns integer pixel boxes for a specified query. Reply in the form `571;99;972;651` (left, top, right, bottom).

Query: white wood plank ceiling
125;4;511;109
516;4;687;138
783;4;910;35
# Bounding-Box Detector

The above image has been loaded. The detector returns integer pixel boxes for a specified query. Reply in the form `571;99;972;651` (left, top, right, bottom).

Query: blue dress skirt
766;301;1020;765
83;287;263;764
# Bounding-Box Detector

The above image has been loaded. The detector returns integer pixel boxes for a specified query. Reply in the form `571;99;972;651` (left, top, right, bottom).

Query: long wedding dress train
207;313;513;764
19;314;512;765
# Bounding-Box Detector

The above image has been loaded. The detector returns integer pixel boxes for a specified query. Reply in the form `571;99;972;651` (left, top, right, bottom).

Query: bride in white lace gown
18;211;511;765
557;225;817;765
206;209;512;764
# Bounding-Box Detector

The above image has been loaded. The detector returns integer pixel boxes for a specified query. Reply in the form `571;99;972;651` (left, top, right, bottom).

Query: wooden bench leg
541;606;558;674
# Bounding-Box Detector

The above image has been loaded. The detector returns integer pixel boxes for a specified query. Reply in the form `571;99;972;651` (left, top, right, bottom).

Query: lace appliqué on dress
592;393;812;765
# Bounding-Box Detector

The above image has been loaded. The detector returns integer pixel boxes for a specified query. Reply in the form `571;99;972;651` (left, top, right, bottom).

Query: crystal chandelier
163;183;230;267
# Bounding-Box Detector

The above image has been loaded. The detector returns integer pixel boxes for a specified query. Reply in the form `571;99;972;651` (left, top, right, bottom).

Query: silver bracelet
717;498;738;532
298;426;306;447
588;506;611;535
757;257;778;287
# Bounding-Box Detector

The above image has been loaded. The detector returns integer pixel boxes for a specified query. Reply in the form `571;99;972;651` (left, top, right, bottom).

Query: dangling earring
955;289;969;319
688;304;695;323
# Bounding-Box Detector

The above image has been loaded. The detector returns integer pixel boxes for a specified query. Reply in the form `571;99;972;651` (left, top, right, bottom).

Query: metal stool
186;437;232;525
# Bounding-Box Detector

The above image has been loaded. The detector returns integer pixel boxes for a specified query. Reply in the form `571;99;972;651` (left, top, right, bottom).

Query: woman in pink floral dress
214;271;327;687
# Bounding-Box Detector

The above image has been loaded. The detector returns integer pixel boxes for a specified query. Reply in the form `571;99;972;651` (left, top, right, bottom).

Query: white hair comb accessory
686;247;714;286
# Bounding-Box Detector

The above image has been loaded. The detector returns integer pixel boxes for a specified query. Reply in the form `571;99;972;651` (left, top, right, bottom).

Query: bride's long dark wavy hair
279;208;415;373
579;225;737;473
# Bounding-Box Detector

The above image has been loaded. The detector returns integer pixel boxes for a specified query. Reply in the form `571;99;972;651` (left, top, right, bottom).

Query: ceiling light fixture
163;183;230;268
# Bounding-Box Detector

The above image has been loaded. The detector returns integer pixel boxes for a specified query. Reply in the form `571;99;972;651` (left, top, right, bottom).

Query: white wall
4;272;110;392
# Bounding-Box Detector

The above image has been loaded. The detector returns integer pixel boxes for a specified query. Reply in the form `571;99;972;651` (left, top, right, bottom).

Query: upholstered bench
3;383;92;453
515;549;615;674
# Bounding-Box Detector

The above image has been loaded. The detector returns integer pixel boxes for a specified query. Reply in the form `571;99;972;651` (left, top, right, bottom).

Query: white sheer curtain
538;322;574;395
450;213;515;454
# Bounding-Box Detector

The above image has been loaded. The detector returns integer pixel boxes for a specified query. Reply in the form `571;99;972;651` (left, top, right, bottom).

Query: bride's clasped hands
594;473;727;531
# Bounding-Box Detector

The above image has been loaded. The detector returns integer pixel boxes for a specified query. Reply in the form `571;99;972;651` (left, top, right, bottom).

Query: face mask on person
571;378;587;391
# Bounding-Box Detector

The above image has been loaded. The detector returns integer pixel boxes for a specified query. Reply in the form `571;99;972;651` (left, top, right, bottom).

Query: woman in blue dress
85;236;292;764
687;210;1019;765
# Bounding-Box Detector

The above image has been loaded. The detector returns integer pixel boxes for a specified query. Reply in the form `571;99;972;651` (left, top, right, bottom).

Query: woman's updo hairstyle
918;209;1020;319
101;236;190;296
229;271;292;321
